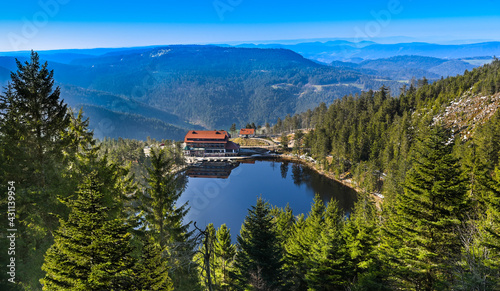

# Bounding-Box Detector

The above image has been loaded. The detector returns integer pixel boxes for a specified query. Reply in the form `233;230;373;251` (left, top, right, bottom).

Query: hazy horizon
1;0;500;52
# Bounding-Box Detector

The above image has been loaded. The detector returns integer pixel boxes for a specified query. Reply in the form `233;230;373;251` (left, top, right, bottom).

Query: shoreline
182;152;382;205
278;154;383;205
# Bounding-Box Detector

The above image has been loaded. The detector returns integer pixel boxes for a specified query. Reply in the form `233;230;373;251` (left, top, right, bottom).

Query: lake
178;159;357;238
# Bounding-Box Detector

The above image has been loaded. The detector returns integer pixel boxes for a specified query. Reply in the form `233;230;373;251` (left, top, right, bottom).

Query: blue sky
1;0;499;51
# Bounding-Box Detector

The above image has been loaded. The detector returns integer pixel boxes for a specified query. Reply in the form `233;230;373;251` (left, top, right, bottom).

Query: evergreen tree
305;199;349;290
142;147;197;290
280;133;289;150
483;167;500;269
142;147;190;246
285;195;325;290
230;123;237;136
133;235;173;291
195;223;217;291
344;194;389;290
293;130;304;154
4;50;70;187
271;204;295;244
385;125;467;290
233;198;284;290
214;224;236;291
0;52;78;289
275;117;283;134
41;170;136;290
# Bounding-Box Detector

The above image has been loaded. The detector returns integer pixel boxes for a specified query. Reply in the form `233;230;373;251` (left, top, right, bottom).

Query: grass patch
231;138;269;146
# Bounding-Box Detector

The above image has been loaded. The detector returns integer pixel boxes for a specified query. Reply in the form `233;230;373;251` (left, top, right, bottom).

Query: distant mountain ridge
1;45;385;131
329;55;477;81
0;43;496;140
233;41;500;63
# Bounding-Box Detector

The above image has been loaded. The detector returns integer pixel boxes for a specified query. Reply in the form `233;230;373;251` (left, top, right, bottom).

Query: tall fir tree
133;235;173;291
195;223;217;291
142;147;197;290
0;51;74;289
285;195;325;290
214;224;236;291
5;50;70;187
233;197;284;290
344;194;389;290
142;147;190;246
385;125;467;290
483;167;500;270
41;170;136;290
305;199;350;290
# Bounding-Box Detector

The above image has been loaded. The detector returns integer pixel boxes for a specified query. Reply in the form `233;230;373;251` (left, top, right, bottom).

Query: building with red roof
183;130;240;157
239;128;255;137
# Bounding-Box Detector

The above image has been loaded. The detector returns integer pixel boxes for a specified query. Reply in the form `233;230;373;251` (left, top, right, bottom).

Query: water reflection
280;161;289;179
185;161;240;179
180;159;357;237
184;159;356;211
291;163;303;185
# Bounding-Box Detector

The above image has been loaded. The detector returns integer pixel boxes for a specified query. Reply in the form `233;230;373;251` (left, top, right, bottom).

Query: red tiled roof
184;130;229;143
239;128;255;135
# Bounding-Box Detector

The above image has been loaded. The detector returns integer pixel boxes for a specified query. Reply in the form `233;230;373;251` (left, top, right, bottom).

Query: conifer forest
2;51;500;291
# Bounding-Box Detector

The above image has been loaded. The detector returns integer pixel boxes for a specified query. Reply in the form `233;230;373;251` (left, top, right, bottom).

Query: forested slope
1;46;403;132
257;58;500;290
273;58;500;192
79;104;188;141
3;52;500;291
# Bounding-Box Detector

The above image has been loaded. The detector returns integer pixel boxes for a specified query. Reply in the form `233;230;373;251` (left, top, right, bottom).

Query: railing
203;153;227;157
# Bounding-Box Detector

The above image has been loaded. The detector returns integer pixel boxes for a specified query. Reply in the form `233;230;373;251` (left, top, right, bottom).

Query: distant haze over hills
0;40;496;140
229;40;500;63
1;39;498;65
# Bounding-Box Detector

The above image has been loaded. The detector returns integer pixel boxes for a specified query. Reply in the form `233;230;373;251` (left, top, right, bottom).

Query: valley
1;43;494;140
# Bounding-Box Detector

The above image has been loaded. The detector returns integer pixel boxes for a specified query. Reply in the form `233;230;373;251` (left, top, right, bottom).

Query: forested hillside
272;58;500;194
353;55;477;81
79;105;188;140
256;58;500;289
0;45;491;137
60;85;200;130
0;46;403;133
3;51;500;290
68;45;390;129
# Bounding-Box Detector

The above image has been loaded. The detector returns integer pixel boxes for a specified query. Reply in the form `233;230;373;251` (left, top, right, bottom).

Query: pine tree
41;170;136;290
214;224;236;291
233;197;284;290
195;223;217;291
230;123;237;136
5;50;70;187
483;167;500;268
344;194;388;290
280;133;289;150
142;147;190;246
305;199;349;290
0;52;75;289
142;147;197;290
385;125;467;290
134;235;173;291
285;195;325;290
271;204;295;244
293;130;304;154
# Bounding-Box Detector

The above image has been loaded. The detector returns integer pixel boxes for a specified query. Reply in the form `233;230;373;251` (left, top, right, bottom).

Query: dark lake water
177;159;357;238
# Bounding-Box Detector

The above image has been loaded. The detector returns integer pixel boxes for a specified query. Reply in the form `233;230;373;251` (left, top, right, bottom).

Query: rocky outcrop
434;90;500;140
